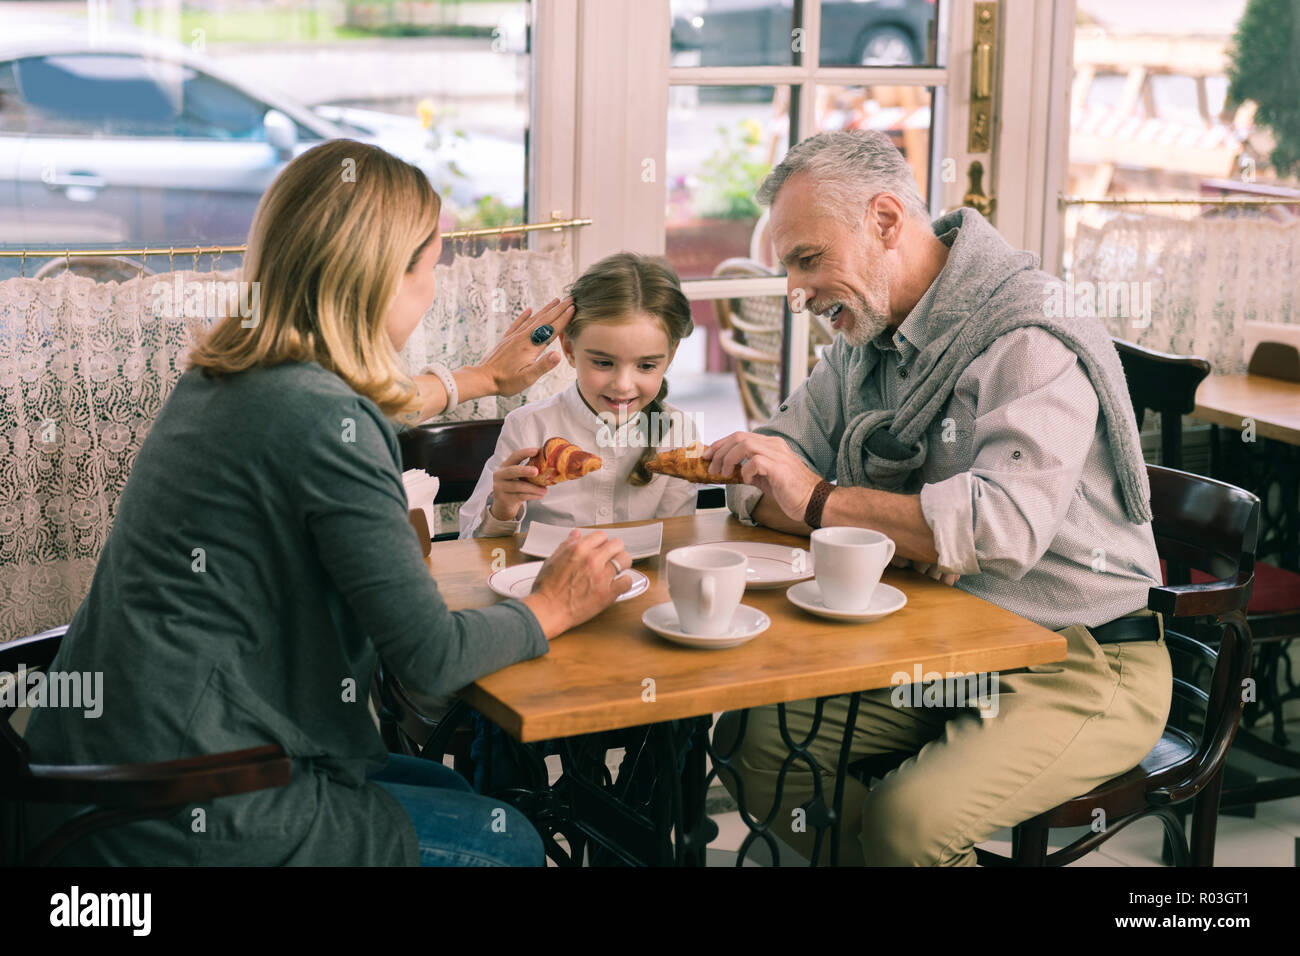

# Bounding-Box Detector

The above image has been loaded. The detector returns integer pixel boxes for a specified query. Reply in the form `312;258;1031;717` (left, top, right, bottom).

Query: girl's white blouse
458;383;700;538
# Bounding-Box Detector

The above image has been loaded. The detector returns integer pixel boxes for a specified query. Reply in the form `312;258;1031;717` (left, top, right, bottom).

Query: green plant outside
695;120;773;221
1227;0;1300;179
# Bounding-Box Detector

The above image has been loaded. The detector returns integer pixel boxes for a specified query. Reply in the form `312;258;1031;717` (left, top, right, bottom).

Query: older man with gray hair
705;130;1171;866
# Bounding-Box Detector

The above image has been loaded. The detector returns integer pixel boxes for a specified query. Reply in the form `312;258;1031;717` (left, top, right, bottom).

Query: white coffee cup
665;546;748;635
810;527;896;612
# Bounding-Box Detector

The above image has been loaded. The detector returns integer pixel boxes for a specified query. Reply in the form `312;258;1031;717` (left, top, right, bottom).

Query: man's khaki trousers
712;610;1173;866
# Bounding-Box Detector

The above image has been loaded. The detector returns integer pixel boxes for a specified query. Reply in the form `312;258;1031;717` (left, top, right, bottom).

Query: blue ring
530;324;555;346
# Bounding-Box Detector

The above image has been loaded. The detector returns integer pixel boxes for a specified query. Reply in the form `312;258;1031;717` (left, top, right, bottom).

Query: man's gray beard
838;295;890;347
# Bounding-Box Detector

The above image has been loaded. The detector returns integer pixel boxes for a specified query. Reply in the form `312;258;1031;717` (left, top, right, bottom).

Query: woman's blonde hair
566;252;693;486
187;139;440;421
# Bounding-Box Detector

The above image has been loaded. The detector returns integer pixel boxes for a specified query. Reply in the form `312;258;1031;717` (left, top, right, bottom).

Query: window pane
671;0;796;67
666;84;790;280
1066;2;1281;267
814;84;933;205
819;0;940;67
0;0;530;262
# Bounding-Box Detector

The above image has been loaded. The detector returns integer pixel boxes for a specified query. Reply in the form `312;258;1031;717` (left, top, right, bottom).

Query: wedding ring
609;557;622;576
530;324;555;346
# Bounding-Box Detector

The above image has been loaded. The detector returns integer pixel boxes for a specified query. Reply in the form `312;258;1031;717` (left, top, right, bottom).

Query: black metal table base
447;693;869;867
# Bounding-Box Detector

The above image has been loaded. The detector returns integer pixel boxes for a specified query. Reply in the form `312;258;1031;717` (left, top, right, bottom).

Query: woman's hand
523;530;634;638
475;297;575;399
489;448;547;522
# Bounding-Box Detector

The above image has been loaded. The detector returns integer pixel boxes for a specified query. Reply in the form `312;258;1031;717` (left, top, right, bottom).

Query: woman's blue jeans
370;754;544;866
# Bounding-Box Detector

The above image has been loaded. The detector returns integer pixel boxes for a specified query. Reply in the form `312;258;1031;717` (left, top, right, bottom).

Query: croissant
645;442;742;484
525;437;603;486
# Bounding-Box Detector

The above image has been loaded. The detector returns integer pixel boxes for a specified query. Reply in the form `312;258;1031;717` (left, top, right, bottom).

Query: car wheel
858;27;919;66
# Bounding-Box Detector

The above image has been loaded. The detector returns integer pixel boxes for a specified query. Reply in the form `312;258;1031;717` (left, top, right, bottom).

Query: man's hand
889;554;959;587
707;432;821;525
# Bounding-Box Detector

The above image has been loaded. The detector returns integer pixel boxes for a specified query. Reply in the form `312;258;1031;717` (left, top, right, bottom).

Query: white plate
692;540;814;589
641;601;770;649
519;521;663;562
488;561;649;602
785;580;907;622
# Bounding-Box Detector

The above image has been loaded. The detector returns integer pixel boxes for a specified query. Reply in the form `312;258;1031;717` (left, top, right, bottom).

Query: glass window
815;83;932;199
1065;2;1287;263
0;0;532;259
820;0;940;67
666;84;791;280
671;0;797;68
671;0;941;69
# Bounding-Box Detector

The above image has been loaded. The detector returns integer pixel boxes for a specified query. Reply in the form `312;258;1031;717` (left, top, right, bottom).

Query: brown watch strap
803;479;835;530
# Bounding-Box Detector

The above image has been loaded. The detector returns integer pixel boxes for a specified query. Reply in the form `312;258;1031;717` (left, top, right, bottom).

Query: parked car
0;17;524;273
671;0;935;67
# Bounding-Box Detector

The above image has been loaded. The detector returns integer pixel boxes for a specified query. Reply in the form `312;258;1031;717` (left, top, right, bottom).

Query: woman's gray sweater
22;361;547;865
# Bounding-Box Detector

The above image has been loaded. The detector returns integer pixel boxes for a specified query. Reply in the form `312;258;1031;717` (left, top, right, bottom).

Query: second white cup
665;546;748;635
810;527;896;612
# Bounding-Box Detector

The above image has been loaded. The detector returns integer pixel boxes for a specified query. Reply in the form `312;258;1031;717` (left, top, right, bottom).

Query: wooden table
1192;374;1300;445
1193;373;1300;570
430;512;1068;743
426;511;1068;865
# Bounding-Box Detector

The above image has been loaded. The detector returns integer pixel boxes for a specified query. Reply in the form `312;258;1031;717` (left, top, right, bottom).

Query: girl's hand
489;447;546;521
524;530;634;638
478;297;575;398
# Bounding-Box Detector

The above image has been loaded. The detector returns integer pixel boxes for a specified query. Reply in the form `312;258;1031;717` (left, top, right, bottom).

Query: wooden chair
399;419;506;542
1;626;291;866
712;258;828;429
912;465;1255;867
1115;338;1300;810
1114;339;1211;469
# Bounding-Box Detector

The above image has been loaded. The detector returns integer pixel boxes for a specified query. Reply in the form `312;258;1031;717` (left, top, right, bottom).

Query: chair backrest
2;623;291;865
1113;338;1212;469
1146;464;1258;615
399;419;505;504
1144;465;1258;808
1;626;68;775
1247;341;1300;382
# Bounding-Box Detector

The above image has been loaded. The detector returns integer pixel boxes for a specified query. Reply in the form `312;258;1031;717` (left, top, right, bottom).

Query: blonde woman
22;140;633;866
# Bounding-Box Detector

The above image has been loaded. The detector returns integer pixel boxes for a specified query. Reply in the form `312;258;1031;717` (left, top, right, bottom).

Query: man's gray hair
755;130;930;226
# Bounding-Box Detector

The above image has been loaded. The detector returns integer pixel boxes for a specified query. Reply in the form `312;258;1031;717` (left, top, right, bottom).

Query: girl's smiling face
562;311;676;422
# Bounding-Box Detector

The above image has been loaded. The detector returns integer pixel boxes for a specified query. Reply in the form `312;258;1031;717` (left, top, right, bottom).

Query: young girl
459;252;700;538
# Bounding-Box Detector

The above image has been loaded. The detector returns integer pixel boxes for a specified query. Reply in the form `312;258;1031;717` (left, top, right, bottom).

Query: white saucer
785;580;907;622
693;540;814;589
488;561;649;602
641;602;770;649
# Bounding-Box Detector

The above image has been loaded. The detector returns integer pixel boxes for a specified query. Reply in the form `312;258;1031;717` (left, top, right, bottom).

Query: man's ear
869;194;908;249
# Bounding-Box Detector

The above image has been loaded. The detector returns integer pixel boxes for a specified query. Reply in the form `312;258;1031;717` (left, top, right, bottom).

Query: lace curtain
0;245;575;642
1070;211;1300;373
397;246;577;530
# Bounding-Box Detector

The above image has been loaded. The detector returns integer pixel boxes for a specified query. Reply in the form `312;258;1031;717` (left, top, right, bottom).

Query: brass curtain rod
0;215;593;259
1060;195;1300;207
